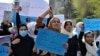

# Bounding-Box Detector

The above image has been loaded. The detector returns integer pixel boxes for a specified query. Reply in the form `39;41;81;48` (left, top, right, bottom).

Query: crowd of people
0;6;100;56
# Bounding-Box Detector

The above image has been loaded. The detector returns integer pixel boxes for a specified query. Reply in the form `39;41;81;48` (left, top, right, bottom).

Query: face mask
19;30;28;37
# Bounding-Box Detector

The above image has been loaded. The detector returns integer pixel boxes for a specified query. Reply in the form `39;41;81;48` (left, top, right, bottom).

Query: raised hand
15;6;22;12
48;6;53;16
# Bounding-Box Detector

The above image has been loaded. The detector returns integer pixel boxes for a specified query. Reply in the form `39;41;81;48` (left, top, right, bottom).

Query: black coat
78;31;87;56
1;22;12;35
11;35;35;56
16;12;21;35
65;35;78;56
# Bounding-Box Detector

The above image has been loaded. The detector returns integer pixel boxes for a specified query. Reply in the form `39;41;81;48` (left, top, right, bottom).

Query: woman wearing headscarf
35;7;68;56
78;29;98;56
34;7;53;56
11;24;35;56
61;20;78;56
75;22;84;37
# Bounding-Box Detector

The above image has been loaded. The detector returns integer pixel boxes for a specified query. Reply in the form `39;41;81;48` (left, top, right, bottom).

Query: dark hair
84;32;94;38
46;16;53;27
19;24;28;30
26;17;30;22
64;21;72;28
96;41;99;48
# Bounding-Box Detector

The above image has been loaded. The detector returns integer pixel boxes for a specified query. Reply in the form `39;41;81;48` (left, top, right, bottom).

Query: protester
11;24;35;56
34;7;53;56
61;20;78;56
34;6;53;35
35;7;68;56
8;6;37;56
74;22;84;37
1;19;12;35
78;30;98;56
15;6;21;33
25;17;36;41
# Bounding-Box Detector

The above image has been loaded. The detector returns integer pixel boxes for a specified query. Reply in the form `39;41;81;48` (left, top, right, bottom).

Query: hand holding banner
35;28;69;55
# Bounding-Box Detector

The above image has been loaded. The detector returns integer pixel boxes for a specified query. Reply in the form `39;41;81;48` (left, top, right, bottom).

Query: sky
0;0;49;3
0;0;13;3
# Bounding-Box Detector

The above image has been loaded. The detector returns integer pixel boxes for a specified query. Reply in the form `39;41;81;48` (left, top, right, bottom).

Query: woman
34;7;52;56
11;24;35;56
35;7;67;56
78;30;98;56
75;22;84;37
61;20;78;56
1;19;12;35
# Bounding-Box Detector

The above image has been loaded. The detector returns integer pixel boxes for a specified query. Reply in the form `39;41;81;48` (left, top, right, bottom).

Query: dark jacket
65;35;78;56
16;12;21;34
78;31;87;56
1;22;12;35
11;35;34;56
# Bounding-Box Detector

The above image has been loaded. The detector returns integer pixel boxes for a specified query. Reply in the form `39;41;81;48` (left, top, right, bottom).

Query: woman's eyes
53;21;60;23
20;29;27;31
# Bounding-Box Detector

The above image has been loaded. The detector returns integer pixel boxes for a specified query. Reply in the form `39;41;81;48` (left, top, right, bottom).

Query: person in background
11;24;36;56
25;17;36;41
26;17;31;24
78;26;98;56
96;31;100;47
74;22;84;37
61;20;78;56
1;19;12;35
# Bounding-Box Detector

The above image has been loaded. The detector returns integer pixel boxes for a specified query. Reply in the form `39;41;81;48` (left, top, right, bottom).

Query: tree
72;0;100;23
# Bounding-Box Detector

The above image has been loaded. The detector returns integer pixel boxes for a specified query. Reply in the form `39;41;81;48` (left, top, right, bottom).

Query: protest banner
83;19;100;31
0;46;8;56
35;28;68;55
54;14;65;23
0;3;12;23
0;35;11;56
12;0;49;24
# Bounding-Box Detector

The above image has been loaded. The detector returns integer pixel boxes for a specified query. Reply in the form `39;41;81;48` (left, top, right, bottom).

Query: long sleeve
16;12;21;35
46;16;53;27
78;31;84;43
36;16;44;27
16;12;21;30
78;31;87;56
34;16;45;35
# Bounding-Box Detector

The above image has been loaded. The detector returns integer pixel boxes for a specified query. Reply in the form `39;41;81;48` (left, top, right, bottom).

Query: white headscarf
61;20;75;38
85;42;98;56
75;22;83;32
84;31;98;56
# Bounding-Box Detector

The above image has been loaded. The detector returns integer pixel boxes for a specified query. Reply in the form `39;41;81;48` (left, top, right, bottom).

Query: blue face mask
19;30;28;37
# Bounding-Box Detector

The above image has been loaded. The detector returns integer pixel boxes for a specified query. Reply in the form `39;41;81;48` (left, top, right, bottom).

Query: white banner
19;0;49;17
54;14;65;23
0;3;12;23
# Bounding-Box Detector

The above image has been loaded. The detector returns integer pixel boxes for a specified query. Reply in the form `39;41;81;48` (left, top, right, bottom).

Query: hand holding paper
15;6;22;12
